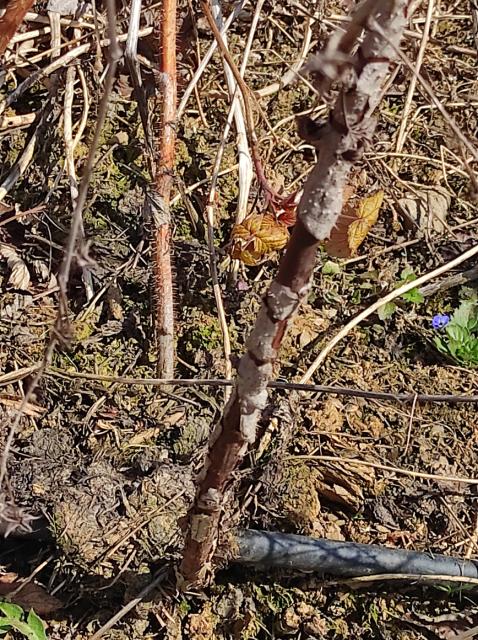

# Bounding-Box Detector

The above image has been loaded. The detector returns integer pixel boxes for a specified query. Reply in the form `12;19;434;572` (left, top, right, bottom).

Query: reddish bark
152;0;177;378
0;0;35;56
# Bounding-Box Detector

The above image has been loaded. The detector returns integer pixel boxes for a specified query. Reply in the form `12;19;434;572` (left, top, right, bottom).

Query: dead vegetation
0;0;478;638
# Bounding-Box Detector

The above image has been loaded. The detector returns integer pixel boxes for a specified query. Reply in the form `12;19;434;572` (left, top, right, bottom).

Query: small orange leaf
230;214;290;266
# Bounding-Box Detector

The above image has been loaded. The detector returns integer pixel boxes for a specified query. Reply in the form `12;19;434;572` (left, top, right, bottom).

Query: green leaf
434;336;447;353
7;619;43;640
0;618;13;630
452;301;474;327
446;325;468;343
378;302;396;320
467;317;478;332
400;266;417;282
401;288;424;304
0;603;23;620
26;610;47;640
322;260;341;275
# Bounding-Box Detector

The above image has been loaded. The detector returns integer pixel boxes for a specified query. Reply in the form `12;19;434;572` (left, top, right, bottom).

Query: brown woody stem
152;0;177;378
180;0;410;586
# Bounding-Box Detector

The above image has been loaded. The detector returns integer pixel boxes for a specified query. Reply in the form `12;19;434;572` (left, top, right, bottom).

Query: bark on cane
180;0;410;586
152;0;176;378
0;0;35;56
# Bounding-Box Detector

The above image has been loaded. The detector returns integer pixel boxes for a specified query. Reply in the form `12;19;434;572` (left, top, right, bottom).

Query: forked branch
180;0;411;586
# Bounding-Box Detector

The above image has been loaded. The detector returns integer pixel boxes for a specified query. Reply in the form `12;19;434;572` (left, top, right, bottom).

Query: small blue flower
432;314;450;329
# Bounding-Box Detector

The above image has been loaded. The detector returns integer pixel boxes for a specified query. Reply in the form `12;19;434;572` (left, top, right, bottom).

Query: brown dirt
0;0;478;638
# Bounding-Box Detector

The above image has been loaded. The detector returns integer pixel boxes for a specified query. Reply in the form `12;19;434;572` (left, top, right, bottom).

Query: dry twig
301;243;478;383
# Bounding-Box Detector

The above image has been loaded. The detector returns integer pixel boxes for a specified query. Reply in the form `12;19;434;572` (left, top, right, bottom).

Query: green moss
173;418;209;457
276;463;320;530
184;312;222;352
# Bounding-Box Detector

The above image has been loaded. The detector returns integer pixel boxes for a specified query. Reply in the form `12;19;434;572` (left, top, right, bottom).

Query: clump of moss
275;463;321;531
173;417;209;457
182;310;223;353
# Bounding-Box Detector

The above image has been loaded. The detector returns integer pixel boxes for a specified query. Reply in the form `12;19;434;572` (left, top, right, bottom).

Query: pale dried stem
48;8;61;59
0;113;36;129
256;17;313;98
203;126;235;393
210;0;253;230
9;26;49;42
289;455;478;485
63;60;93;301
125;0;153;157
301;243;478;383
89;570;167;640
0;27;152;115
180;0;411;586
394;0;434;161
228;0;264;282
73;67;89;149
23;10;97;28
63;65;79;206
176;0;247;120
0;101;52;201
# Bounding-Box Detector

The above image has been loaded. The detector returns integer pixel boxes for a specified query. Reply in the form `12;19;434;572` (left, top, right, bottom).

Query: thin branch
125;0;153;156
394;0;434;157
179;0;411;587
289;455;478;485
324;572;478;588
151;0;177;378
44;367;478;404
176;0;247;120
89;569;167;640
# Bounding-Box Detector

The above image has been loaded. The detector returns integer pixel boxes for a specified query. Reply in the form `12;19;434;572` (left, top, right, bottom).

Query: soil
1;0;478;638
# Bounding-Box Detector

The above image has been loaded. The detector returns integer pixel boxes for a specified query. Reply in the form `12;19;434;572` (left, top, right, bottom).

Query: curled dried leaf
0;574;62;615
0;243;30;290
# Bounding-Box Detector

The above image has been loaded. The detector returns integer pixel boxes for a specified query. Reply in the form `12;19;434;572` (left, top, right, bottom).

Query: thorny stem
152;0;177;378
180;0;411;586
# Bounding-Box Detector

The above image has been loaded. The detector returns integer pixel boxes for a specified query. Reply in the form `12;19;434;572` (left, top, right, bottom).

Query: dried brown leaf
324;190;383;258
0;243;30;290
0;574;62;615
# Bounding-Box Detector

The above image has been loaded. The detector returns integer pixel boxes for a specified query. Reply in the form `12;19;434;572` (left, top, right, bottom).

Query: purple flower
432;314;450;329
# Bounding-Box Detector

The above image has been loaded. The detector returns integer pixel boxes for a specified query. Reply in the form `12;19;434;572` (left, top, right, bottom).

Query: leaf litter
0;0;477;638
